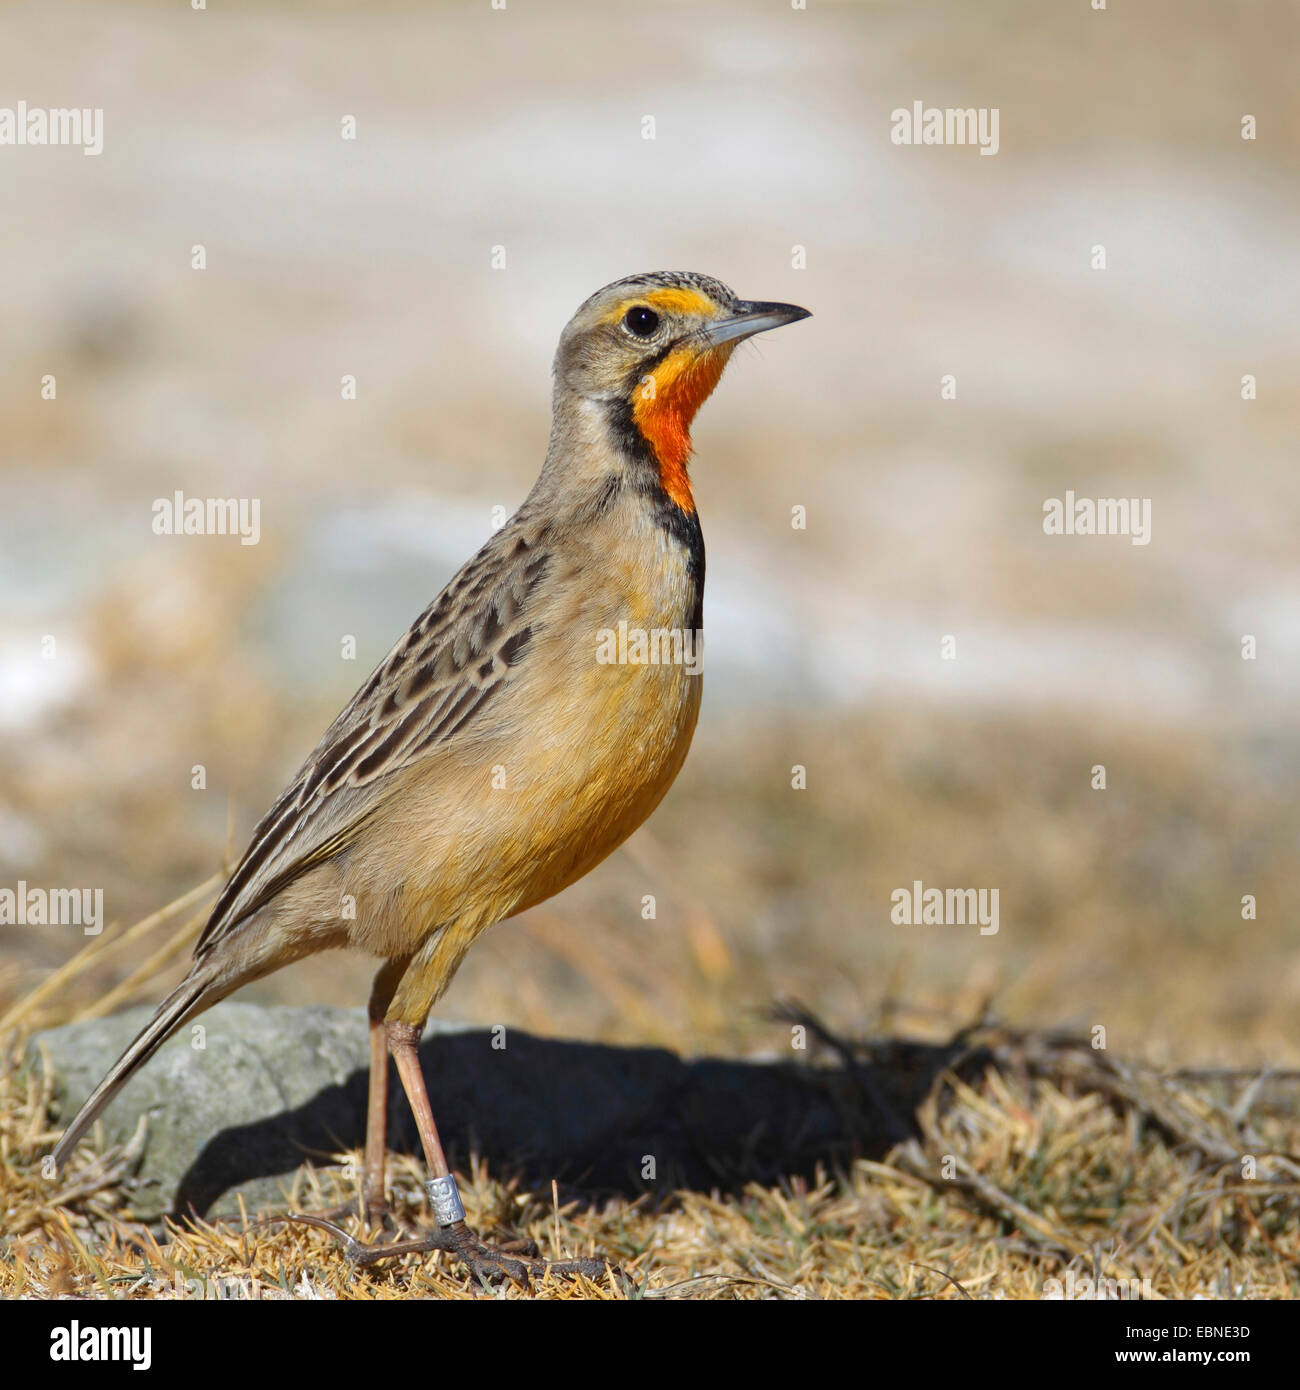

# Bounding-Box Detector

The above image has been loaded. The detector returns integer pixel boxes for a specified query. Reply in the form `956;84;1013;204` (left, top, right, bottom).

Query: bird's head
553;271;810;513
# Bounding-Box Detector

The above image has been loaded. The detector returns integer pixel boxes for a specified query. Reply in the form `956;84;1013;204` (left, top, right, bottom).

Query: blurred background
1;0;1297;1064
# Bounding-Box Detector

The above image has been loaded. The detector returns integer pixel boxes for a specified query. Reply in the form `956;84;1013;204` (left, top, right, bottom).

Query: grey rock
29;1003;458;1223
29;1001;942;1225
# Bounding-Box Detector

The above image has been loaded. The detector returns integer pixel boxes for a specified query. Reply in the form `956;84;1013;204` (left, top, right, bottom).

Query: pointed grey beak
701;299;812;348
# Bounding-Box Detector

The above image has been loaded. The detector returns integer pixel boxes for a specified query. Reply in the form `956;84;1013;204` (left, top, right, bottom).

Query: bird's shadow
173;1026;989;1222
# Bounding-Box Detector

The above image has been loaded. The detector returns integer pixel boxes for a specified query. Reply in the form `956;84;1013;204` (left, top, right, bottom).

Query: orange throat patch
631;344;732;513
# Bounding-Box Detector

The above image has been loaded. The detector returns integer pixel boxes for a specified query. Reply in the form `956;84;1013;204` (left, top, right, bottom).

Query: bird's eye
623;305;661;337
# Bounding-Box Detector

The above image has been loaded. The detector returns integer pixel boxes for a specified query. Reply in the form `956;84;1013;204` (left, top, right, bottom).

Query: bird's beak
700;300;812;348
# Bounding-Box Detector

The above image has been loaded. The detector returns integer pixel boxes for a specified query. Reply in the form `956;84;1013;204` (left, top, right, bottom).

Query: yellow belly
329;545;703;1021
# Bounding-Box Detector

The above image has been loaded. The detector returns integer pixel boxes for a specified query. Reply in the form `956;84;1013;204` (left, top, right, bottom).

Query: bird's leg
354;960;406;1227
359;1009;390;1226
284;966;399;1230
289;1018;621;1288
387;1020;452;1179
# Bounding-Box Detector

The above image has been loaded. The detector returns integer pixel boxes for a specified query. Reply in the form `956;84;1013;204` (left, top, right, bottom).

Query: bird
51;271;810;1283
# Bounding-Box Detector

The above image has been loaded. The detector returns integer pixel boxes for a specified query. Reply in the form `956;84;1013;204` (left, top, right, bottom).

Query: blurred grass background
1;0;1298;1065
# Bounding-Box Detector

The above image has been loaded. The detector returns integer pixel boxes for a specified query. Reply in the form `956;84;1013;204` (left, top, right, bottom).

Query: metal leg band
425;1174;466;1227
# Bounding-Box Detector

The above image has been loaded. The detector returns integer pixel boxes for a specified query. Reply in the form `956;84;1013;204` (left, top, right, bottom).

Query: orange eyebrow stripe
601;286;719;325
643;286;717;318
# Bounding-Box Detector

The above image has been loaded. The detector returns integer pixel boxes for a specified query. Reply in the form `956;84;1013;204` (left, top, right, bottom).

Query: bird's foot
282;1213;619;1288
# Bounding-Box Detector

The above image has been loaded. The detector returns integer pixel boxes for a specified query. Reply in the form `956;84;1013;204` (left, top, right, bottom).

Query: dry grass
3;897;1298;1300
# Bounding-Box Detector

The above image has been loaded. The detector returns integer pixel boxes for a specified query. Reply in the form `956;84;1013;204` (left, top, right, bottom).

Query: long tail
51;968;216;1169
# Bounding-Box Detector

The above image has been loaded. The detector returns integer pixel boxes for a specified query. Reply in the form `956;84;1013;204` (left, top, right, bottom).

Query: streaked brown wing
195;520;553;956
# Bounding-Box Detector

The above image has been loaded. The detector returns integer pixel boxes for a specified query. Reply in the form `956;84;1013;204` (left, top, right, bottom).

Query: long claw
268;1212;368;1261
